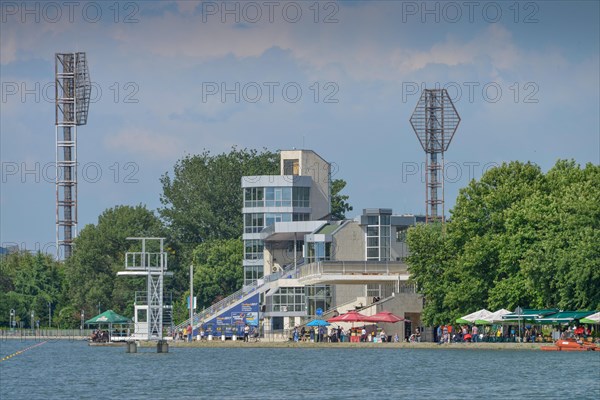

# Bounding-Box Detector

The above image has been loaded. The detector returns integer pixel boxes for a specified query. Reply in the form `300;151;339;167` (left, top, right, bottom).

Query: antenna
55;52;91;259
409;89;460;223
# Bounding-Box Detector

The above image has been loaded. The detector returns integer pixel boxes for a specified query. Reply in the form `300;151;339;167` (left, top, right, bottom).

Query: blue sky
1;1;599;254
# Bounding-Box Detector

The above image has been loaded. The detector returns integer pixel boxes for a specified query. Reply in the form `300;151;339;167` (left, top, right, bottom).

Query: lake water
1;339;599;399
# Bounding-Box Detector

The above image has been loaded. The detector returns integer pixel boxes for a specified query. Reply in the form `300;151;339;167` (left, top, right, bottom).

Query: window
365;213;391;261
244;265;263;285
265;187;292;207
244;187;264;207
271;287;305;312
293;213;310;221
265;213;292;227
244;213;264;233
396;227;408;242
283;159;300;175
292;187;310;207
244;240;264;260
306;242;332;263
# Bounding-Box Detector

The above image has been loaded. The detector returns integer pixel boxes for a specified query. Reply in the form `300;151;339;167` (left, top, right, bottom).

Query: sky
1;0;599;255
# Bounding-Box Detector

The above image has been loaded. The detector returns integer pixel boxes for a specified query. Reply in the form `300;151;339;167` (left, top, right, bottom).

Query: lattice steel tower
410;89;460;223
55;52;91;259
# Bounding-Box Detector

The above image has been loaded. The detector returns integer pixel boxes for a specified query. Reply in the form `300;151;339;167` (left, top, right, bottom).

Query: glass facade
243;184;311;285
244;187;309;208
244;265;263;284
244;239;264;260
305;242;331;264
271;287;305;312
305;285;332;317
366;213;391;261
244;187;264;208
244;213;264;233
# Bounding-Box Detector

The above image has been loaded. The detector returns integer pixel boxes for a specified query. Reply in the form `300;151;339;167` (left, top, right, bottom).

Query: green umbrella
85;310;131;324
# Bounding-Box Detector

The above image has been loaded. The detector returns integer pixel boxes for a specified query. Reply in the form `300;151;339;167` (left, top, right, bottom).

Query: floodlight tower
55;52;91;259
410;89;460;223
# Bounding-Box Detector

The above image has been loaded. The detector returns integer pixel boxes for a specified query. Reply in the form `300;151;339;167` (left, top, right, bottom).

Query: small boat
541;333;597;352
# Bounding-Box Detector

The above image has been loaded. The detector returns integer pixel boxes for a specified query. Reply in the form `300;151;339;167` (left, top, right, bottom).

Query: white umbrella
456;309;492;324
580;312;600;324
479;309;512;324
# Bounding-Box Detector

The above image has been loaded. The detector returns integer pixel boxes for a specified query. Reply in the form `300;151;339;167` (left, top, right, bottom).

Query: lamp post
9;309;15;331
30;310;34;335
48;302;52;329
80;309;85;331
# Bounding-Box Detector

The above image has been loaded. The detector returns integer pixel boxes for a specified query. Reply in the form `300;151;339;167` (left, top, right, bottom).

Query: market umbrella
328;310;371;323
456;309;492;324
85;310;131;342
85;310;130;324
580;312;600;324
306;319;330;327
475;309;511;325
367;311;404;323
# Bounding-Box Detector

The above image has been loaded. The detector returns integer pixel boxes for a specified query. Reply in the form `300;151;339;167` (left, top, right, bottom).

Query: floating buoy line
1;341;48;362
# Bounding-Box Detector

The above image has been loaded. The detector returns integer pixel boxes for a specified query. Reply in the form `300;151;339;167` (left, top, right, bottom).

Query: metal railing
174;260;306;331
299;261;409;278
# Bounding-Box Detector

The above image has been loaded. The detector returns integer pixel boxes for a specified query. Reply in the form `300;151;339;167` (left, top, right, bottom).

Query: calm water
1;339;599;399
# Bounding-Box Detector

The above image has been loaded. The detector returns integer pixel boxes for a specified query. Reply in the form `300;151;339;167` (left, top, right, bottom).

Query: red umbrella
367;311;404;323
328;310;372;323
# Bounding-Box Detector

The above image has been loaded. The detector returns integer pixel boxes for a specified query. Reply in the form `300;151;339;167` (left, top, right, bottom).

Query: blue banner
197;293;260;337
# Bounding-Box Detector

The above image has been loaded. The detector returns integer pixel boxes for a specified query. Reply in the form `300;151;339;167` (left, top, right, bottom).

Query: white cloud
104;127;183;159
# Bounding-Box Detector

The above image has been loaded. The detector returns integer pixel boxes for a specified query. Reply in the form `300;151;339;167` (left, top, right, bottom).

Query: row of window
244;187;310;208
244;213;310;233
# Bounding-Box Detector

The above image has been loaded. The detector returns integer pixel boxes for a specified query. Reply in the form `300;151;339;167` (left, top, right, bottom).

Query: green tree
64;205;166;320
159;147;279;247
0;251;63;327
331;179;353;219
407;160;600;324
191;239;243;309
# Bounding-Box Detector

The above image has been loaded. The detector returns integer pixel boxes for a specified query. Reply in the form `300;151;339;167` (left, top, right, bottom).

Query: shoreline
3;337;598;352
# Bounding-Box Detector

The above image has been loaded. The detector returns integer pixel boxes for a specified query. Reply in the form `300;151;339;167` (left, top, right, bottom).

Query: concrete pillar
126;341;137;353
157;340;169;353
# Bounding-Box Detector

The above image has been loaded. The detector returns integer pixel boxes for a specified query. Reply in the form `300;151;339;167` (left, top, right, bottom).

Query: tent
535;311;596;325
475;309;511;325
328;310;371;323
85;310;131;342
581;312;600;324
456;309;492;324
367;311;404;323
501;309;559;322
85;310;131;324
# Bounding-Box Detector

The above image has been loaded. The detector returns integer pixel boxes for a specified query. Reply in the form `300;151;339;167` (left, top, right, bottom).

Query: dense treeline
1;148;353;327
407;160;600;326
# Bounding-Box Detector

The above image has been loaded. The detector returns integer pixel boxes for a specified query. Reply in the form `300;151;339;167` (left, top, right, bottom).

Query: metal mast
55;52;91;259
410;89;460;223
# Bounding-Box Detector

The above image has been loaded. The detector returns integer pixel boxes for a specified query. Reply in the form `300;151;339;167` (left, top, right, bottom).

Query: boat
541;332;598;351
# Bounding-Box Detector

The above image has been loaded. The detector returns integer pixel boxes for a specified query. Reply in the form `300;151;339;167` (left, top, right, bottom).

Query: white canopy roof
457;309;492;323
482;309;512;323
581;311;600;323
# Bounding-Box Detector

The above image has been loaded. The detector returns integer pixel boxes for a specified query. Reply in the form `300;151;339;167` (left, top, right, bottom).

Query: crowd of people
291;325;402;343
90;329;110;343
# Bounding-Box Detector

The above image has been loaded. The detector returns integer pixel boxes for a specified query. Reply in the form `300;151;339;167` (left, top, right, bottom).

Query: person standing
472;325;479;343
243;324;250;342
186;324;193;342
